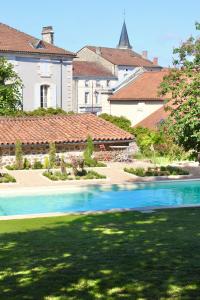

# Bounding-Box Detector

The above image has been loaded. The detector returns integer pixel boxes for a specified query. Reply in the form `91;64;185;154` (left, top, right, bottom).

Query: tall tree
160;22;200;152
0;57;23;115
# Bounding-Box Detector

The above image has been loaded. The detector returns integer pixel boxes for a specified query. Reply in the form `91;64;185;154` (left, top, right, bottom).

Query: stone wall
0;141;133;166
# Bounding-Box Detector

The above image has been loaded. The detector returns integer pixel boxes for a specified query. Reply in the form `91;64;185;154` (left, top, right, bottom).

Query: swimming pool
0;180;200;217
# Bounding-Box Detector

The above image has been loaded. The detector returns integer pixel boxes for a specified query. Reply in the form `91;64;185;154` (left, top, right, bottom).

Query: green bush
0;173;16;183
43;170;106;181
13;108;74;117
99;113;133;133
23;158;31;169
124;165;189;177
32;159;43;169
5;165;16;170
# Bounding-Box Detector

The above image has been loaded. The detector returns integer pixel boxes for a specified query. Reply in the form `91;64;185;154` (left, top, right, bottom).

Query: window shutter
50;84;57;108
34;83;41;108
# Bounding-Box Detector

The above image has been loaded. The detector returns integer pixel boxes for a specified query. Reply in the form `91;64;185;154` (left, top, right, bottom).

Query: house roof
0;23;75;57
0;114;133;145
134;105;170;129
73;61;116;78
85;46;160;68
109;70;169;101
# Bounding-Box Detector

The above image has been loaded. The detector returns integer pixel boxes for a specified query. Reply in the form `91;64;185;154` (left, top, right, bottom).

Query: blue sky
1;0;199;66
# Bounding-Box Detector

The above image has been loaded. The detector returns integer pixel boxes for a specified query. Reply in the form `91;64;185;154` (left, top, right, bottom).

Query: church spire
117;20;132;50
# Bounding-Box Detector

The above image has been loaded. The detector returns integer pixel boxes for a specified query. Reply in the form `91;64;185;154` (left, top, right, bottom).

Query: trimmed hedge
43;170;106;181
124;165;189;177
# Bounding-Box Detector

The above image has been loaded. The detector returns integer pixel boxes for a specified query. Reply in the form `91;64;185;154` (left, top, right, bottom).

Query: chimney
42;26;54;44
142;50;148;59
96;47;101;56
153;57;158;65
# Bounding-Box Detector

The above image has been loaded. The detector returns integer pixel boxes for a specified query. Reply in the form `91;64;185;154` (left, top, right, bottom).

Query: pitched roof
109;70;169;101
134;105;170;129
0;23;75;57
86;46;160;68
0;114;133;145
117;21;132;49
73;61;116;78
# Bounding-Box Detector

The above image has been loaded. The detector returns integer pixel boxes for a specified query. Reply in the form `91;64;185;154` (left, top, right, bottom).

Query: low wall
0;141;135;166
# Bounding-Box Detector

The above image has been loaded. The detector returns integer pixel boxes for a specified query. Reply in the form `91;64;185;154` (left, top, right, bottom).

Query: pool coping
0;178;200;220
1;203;200;220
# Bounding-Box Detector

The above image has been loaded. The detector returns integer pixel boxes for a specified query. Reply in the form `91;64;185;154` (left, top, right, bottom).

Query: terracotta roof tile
0;23;75;57
0;114;133;145
73;61;116;78
109;70;169;101
134;105;170;129
87;46;161;68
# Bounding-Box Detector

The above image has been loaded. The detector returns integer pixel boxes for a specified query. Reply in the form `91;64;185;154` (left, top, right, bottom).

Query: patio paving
0;161;199;192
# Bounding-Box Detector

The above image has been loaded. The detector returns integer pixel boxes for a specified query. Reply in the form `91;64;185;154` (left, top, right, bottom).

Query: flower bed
0;173;16;183
124;165;189;177
43;170;106;181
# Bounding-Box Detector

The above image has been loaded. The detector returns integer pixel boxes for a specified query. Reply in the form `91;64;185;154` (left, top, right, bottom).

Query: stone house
0;23;76;112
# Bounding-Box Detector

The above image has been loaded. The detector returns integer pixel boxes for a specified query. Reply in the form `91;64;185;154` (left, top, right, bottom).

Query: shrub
99;113;133;133
43;157;50;170
23;158;31;169
0;173;16;183
15;140;23;169
42;169;106;181
49;143;56;168
124;165;189;177
32;159;43;169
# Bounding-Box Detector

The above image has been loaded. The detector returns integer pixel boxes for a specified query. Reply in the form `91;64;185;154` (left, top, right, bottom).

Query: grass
1;208;200;299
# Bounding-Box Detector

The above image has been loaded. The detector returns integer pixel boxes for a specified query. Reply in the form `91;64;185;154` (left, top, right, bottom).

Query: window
85;92;89;104
107;80;110;87
95;92;99;104
96;80;101;87
40;59;51;77
85;80;89;87
40;85;50;108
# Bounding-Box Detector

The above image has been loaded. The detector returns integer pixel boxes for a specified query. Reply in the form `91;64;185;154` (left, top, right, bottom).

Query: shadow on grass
1;208;200;299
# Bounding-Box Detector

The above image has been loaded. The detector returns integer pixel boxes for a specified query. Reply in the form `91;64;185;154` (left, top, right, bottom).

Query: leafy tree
0;57;23;115
160;22;200;152
99;113;134;133
15;140;23;169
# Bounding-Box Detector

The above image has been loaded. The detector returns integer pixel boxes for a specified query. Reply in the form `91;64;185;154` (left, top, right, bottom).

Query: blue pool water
0;180;200;217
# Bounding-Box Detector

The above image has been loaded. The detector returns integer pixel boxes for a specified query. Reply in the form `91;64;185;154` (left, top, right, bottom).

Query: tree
0;57;23;115
160;22;200;152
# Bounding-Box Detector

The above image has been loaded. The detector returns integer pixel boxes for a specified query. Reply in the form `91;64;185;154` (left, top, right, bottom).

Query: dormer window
31;39;45;49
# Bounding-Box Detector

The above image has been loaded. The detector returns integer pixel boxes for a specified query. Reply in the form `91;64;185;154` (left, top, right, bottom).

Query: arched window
40;85;50;108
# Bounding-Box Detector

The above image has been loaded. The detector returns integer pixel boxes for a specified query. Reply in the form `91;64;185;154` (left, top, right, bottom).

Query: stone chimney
142;50;148;59
42;26;54;44
153;57;158;65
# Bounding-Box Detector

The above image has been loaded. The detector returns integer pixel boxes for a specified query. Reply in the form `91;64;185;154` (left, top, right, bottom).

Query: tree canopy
0;57;23;115
160;22;200;152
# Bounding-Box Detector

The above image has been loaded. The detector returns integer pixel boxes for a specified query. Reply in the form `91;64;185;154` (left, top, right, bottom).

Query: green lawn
1;209;200;299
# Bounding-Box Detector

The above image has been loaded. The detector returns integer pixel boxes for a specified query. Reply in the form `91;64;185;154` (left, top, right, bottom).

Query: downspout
60;58;63;109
